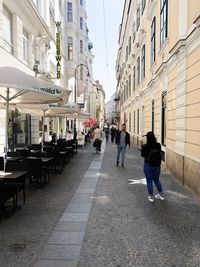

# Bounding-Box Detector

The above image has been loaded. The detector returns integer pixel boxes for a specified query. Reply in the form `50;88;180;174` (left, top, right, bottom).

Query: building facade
116;0;200;194
0;0;70;151
105;93;116;126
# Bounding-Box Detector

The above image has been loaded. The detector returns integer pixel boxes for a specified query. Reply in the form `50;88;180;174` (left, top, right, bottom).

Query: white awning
16;103;81;116
0;67;70;104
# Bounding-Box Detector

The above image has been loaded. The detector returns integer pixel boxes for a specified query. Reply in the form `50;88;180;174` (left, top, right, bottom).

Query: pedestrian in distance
110;126;116;143
104;127;109;143
115;124;130;167
93;125;102;151
141;131;164;203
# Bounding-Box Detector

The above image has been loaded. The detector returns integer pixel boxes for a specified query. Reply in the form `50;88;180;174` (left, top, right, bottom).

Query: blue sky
86;0;125;102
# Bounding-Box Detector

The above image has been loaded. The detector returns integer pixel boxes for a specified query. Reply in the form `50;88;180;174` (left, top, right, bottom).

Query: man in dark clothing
110;127;116;143
115;124;130;167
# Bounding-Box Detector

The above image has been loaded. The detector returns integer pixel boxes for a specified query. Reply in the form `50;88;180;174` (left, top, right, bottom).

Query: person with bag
115;124;130;167
141;131;164;203
93;125;102;151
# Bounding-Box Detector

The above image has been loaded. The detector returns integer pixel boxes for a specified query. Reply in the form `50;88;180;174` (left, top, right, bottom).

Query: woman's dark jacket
115;131;130;146
141;142;161;166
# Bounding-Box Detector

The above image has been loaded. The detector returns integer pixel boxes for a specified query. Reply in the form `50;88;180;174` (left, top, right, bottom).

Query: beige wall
116;0;200;195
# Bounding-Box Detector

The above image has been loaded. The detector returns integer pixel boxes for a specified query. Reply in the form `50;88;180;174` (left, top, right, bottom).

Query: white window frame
23;28;29;62
67;2;73;22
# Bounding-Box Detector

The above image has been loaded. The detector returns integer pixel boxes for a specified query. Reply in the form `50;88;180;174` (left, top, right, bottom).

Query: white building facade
0;0;69;151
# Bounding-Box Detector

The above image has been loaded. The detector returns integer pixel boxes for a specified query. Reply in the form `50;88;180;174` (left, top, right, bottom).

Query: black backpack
147;148;162;166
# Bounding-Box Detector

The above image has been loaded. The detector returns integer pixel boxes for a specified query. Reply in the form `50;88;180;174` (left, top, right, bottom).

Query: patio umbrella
0;66;70;171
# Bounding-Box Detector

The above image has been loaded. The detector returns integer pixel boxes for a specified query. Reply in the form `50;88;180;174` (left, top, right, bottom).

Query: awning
0;67;70;104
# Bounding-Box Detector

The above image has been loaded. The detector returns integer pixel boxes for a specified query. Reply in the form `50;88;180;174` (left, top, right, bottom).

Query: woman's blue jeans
144;163;162;195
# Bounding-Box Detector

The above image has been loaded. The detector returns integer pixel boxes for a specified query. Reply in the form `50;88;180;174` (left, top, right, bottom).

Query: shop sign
56;21;62;79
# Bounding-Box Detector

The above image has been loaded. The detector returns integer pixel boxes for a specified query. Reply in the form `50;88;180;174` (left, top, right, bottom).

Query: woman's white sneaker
155;194;165;201
148;196;154;203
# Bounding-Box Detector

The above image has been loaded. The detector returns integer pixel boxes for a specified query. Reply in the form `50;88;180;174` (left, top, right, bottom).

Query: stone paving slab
70;193;94;203
55;222;87;232
40;244;81;260
84;172;99;177
78;182;97;189
60;212;90;222
48;231;84;245
35;260;77;267
64;202;92;213
76;188;96;194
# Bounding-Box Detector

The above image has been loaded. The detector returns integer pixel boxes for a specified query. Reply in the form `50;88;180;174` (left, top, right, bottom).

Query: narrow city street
1;141;200;267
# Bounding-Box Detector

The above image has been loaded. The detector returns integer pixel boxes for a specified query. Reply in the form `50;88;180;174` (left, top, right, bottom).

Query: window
126;80;129;99
137;109;140;134
128;36;131;54
136;7;140;31
151;17;156;64
80;17;83;29
141;45;145;80
49;3;55;37
160;0;168;46
126;46;128;62
133;66;136;91
67;2;73;22
142;0;146;14
2;6;13;53
129;113;131;132
67;37;73;60
128;75;131;96
80;65;83;80
80;0;83;6
137;57;140;85
161;92;167;145
127;0;132;14
134;111;136;133
23;29;29;62
124;85;126;101
132;22;136;44
80;40;83;53
152;100;155;133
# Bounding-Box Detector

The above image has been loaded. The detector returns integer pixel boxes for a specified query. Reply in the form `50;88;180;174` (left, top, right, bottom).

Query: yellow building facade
116;0;200;194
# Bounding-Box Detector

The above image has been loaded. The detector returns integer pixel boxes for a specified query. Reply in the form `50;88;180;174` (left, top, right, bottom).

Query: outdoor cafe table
0;171;28;205
0;171;28;180
7;156;23;162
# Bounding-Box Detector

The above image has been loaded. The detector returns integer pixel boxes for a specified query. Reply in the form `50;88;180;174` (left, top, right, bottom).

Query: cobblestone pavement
77;142;200;267
1;141;200;267
0;145;94;267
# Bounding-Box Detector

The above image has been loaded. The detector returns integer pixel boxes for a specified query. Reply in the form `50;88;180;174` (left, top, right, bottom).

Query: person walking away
110;127;116;143
141;131;164;203
115;124;130;167
93;126;102;151
104;127;109;143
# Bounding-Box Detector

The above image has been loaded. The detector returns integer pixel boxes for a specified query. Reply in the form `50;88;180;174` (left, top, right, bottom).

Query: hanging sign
56;21;62;79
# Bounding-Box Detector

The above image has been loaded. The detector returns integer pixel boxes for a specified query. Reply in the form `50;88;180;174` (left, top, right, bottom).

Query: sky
86;0;125;102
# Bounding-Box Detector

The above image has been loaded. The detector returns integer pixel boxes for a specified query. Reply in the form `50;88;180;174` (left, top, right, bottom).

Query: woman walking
141;131;164;203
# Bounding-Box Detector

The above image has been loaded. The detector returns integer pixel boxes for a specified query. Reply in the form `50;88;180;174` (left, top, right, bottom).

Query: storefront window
11;110;31;150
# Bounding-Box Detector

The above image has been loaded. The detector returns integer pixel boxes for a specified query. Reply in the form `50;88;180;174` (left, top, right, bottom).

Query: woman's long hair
146;132;157;146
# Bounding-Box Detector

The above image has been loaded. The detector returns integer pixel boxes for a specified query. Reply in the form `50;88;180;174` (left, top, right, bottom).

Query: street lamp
74;64;90;103
74;64;90;132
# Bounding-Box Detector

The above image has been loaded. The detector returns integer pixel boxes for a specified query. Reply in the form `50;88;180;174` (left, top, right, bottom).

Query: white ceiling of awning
0;67;70;104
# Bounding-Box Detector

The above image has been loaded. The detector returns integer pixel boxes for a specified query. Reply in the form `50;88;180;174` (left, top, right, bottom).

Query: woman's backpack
147;148;162;166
